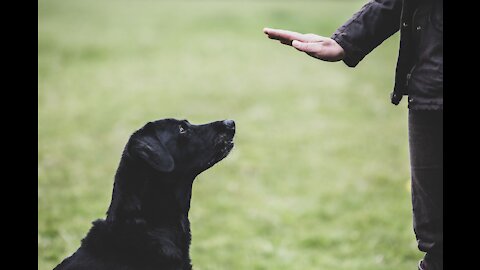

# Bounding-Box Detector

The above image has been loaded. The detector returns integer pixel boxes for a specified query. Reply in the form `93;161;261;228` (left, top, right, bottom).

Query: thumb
292;40;322;53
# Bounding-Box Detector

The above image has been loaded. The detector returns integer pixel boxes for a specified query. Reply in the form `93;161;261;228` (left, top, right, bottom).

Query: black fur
54;118;235;270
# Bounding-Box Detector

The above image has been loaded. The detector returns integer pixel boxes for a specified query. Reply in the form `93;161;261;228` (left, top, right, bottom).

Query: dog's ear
129;126;175;172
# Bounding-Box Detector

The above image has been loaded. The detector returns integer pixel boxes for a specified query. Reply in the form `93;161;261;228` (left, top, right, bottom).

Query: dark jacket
331;0;443;110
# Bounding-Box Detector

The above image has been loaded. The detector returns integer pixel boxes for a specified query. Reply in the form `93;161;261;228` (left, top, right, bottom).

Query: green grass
38;1;419;269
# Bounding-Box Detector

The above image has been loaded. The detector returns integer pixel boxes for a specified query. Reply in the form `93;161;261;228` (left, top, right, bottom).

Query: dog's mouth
218;137;234;157
204;133;235;169
215;132;235;159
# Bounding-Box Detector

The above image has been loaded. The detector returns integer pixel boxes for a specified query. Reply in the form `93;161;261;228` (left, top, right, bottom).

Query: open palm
263;27;345;62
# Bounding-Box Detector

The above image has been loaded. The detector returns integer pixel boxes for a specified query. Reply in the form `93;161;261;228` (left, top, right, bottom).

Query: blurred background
38;0;418;269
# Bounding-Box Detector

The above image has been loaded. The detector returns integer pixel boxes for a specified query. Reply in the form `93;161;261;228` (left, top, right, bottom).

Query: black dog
54;118;235;270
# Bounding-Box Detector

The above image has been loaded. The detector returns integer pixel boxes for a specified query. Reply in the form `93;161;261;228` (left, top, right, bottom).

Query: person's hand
263;27;345;62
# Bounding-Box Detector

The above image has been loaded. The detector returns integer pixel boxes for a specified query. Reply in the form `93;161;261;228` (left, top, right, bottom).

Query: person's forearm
331;0;402;67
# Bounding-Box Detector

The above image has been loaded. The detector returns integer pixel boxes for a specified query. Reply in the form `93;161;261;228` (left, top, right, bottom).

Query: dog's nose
223;119;235;130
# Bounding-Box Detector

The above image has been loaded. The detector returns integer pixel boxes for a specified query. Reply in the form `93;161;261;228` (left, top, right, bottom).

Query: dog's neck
106;155;196;227
100;155;195;268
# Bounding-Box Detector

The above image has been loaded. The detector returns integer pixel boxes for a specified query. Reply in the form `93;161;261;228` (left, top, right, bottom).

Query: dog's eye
179;125;187;134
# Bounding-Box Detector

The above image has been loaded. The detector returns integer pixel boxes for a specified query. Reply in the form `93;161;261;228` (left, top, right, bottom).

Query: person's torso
397;0;443;109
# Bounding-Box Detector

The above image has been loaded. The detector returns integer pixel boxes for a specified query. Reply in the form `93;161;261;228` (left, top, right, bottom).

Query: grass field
38;1;419;269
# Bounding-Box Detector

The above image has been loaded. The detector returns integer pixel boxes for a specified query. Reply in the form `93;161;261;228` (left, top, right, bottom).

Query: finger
264;31;295;46
303;33;327;42
263;28;305;42
266;35;293;46
279;39;292;46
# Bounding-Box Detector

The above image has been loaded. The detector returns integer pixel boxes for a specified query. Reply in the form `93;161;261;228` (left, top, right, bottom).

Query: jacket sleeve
331;0;402;67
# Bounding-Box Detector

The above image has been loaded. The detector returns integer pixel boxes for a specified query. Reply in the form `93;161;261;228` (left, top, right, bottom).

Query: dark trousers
408;109;443;270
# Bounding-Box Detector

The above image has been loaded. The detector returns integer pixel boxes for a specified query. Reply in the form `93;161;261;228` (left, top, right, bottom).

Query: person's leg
408;109;443;270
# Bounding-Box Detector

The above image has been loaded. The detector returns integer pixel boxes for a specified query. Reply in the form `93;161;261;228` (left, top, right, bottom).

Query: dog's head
126;118;235;176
